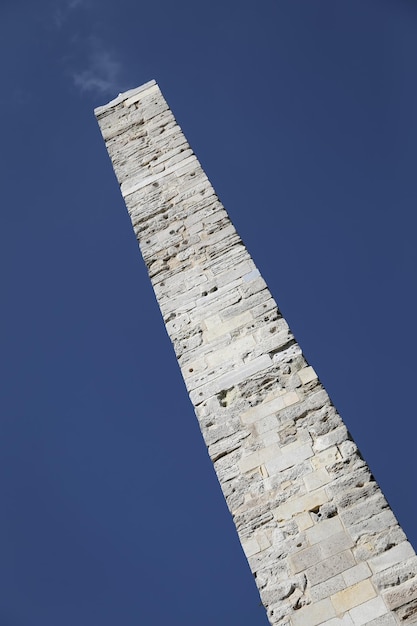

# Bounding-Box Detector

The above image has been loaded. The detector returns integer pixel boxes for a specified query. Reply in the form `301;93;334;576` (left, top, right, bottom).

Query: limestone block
205;334;256;368
238;275;269;298
241;394;287;425
121;155;198;197
265;443;313;476
202;418;243;447
203;310;253;341
369;542;416;574
187;285;243;322
238;443;281;474
382;576;417;610
298;366;318;385
274;488;329;522
213;448;241;483
222;292;274;322
330;579;376;613
211;259;255;288
260;430;280;447
336;483;380;512
326;467;373;499
320;531;355;559
190;354;273;405
256;414;280;435
290;598;336;626
252;330;296;361
373;555;417;591
306;551;356;586
305;516;344;545
303;468;331;491
310;574;346;602
295;512;314;532
339;494;389;528
342;562;372;587
348;510;397;543
393;598;417;624
208;429;250;462
313;425;348;453
241;537;263;557
348;597;389;626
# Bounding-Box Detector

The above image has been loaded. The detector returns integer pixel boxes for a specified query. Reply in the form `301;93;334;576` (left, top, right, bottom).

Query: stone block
321;531;355;559
339;495;389;528
239;443;281;474
298;365;318;385
255;415;278;435
342;562;372;587
238;451;261;474
373;555;417;591
306;516;344;545
274;488;329;521
314;425;348;452
295;512;314;532
265;443;313;475
283;391;300;407
369;542;416;574
121;154;198;196
331;579;376;613
290;598;336;626
208;429;250;462
204;310;253;340
259;430;280;447
241;392;286;424
241;537;262;557
311;446;343;470
393;598;417;624
289;544;322;574
348;510;397;542
348;597;389;626
306;550;356;586
303;468;331;491
310;574;346;602
205;334;256;367
189;353;272;404
382;576;417;610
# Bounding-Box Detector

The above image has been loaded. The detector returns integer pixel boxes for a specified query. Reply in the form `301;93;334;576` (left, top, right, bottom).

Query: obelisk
95;80;417;625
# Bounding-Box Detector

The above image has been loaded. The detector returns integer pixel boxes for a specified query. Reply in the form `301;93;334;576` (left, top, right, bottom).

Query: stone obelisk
95;80;417;626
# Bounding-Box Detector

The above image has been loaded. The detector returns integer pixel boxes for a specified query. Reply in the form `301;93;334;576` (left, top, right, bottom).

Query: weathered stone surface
95;81;416;626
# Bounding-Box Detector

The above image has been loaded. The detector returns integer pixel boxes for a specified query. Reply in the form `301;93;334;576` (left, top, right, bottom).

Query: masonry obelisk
95;81;417;625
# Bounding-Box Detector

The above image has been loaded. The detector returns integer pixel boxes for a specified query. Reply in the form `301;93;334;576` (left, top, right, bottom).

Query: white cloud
53;0;88;29
47;0;124;96
72;43;123;95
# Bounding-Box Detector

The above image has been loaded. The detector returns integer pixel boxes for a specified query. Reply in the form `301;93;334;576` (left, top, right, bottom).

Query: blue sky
1;1;417;624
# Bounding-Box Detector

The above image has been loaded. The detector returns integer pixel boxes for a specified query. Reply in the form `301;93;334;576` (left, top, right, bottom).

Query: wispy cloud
48;0;124;97
72;41;123;95
53;0;89;29
52;0;90;30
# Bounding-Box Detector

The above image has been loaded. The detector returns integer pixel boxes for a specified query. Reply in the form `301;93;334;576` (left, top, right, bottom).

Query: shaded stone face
95;81;417;626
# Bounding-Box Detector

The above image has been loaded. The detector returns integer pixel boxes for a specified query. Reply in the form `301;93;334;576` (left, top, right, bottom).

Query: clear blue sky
1;1;417;624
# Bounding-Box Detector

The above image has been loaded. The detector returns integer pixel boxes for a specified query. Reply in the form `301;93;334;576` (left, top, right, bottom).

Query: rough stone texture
95;81;417;626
